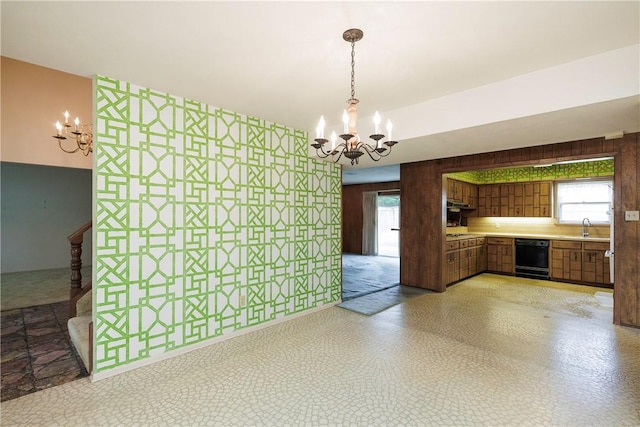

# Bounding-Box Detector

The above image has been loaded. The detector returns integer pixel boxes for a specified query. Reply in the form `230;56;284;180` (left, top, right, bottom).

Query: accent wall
93;76;341;376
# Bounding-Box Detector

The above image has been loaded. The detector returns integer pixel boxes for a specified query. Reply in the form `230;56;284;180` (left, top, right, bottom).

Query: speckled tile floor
2;273;639;426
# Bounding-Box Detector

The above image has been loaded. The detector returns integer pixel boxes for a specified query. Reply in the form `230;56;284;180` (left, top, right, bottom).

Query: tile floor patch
0;301;88;402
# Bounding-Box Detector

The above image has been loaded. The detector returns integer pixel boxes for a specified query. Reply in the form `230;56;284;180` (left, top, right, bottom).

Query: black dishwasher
515;239;550;280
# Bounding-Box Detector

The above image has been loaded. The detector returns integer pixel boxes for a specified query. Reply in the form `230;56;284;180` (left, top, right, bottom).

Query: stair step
68;316;92;371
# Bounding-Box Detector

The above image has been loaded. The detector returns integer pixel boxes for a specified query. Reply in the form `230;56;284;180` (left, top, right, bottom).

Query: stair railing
68;219;92;303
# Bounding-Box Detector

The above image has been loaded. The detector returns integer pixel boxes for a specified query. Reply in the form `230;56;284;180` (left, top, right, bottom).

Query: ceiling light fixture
52;110;93;156
312;28;398;165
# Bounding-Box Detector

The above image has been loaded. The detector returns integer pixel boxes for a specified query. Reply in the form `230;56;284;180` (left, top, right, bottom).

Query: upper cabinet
446;178;477;208
478;181;551;218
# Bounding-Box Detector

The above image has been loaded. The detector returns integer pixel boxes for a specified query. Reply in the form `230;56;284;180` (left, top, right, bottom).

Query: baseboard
90;300;340;382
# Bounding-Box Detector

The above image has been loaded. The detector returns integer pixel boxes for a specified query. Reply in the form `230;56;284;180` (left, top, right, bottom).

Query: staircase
67;220;93;373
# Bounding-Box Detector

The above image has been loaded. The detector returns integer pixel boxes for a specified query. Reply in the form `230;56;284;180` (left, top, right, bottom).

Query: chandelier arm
58;140;81;154
314;148;331;159
361;144;383;162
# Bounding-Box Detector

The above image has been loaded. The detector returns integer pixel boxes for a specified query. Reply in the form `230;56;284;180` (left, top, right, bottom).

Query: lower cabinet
476;238;488;272
446;237;487;285
487;237;514;274
551;240;582;281
551;240;611;286
446;241;460;284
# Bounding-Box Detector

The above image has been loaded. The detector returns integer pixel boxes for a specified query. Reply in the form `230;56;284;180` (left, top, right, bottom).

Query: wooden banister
68;220;92;300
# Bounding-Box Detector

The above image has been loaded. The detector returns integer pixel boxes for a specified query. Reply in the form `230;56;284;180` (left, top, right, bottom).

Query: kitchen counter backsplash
466;217;610;240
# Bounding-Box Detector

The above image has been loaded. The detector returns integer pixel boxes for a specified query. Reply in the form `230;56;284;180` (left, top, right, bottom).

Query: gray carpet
342;254;400;301
339;285;432;316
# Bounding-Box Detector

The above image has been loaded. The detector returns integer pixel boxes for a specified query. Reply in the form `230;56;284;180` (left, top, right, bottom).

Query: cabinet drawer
459;239;469;249
475;237;486;245
487;237;513;245
583;241;609;251
446;241;460;251
551;240;582;250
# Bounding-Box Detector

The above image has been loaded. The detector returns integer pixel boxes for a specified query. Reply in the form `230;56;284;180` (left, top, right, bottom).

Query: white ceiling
2;1;639;183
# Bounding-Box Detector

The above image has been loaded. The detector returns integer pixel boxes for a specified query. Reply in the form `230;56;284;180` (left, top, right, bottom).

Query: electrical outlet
624;210;639;221
495;222;501;228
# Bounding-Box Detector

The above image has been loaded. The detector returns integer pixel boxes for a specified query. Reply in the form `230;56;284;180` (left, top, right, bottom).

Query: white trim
90;300;341;382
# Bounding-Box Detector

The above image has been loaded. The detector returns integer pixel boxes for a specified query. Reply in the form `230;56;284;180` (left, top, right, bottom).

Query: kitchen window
556;180;613;223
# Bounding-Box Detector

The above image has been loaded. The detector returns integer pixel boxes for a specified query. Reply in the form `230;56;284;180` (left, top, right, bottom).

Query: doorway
377;192;400;257
341;191;400;301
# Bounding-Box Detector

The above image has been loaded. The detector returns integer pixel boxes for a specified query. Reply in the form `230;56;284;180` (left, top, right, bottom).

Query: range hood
447;200;473;212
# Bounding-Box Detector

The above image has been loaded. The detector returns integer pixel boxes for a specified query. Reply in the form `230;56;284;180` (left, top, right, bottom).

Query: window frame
554;178;613;224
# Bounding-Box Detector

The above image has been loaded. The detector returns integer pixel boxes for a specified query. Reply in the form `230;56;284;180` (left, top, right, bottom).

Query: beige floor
2;274;638;426
1;266;92;311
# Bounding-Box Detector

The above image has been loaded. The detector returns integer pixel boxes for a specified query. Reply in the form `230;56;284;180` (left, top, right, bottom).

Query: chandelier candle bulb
64;110;69;124
74;117;80;132
55;121;62;136
342;110;349;134
330;131;337;151
387;119;393;141
373;111;381;134
316;116;325;139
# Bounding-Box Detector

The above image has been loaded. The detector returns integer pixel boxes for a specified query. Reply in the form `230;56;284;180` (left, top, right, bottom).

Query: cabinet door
532;183;541;217
491;185;500;216
513;184;524;217
446;251;460;284
583;250;611;285
477;244;488;273
459;247;471;279
500;184;509;216
551;249;565;279
524;183;534;217
539;182;551;217
469;246;478;276
582;250;597;283
569;250;582;281
487;244;499;271
500;245;514;274
478;186;487;216
447;179;457;202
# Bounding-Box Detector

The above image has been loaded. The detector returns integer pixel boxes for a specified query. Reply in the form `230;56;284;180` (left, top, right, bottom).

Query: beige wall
1;56;92;169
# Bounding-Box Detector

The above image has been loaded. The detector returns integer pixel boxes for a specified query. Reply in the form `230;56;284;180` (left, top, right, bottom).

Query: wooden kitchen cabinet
446;241;460;284
582;241;611;285
459;238;473;278
476;237;488;272
478;181;551;218
447;179;463;202
487;237;514;274
478;184;500;216
447;178;478;208
551;240;582;282
524;182;551;217
445;237;486;285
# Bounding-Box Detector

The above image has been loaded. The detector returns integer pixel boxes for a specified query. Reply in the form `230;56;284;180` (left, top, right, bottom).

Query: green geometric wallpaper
93;76;341;374
450;160;613;184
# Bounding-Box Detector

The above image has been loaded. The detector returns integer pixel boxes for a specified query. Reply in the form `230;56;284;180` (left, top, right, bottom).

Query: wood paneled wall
342;181;400;254
400;134;639;328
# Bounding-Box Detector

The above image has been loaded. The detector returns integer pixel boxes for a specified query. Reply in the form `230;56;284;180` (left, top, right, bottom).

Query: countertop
445;232;610;243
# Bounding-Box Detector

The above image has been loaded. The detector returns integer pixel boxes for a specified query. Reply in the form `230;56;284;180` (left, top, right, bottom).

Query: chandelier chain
350;40;356;100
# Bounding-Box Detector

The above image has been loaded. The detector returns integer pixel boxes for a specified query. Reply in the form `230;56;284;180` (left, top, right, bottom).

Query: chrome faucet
582;218;592;237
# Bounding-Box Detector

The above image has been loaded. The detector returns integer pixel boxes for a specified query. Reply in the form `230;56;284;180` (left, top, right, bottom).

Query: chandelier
52;110;93;156
312;28;398;165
